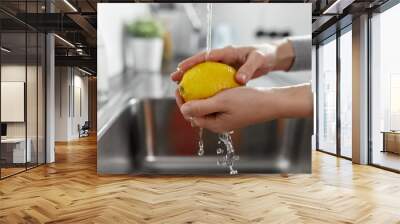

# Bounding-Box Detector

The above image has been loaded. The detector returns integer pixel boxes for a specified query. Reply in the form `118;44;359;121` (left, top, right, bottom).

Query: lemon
179;62;241;102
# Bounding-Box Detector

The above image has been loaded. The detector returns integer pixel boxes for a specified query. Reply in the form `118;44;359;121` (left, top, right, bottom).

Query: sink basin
98;98;312;174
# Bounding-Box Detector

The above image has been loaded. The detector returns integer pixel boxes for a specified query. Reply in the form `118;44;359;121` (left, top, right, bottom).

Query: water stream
206;3;213;53
196;3;239;175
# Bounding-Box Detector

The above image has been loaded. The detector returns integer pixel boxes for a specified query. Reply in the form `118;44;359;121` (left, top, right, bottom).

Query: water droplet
229;166;238;175
277;157;289;170
198;149;204;156
217;158;226;166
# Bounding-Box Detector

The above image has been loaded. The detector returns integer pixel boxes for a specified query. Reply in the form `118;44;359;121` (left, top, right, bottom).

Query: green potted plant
126;18;164;72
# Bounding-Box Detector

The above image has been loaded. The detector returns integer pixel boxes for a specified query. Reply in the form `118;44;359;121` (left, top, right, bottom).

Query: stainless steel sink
98;98;312;175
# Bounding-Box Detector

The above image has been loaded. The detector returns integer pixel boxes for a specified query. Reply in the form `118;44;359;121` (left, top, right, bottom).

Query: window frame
0;0;47;180
367;0;400;173
315;19;353;161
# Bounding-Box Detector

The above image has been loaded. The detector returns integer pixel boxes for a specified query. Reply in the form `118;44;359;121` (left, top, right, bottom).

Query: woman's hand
171;40;295;85
172;40;308;133
175;84;313;133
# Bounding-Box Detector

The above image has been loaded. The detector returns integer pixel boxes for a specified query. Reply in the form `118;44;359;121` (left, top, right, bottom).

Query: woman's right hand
175;84;313;133
170;40;295;85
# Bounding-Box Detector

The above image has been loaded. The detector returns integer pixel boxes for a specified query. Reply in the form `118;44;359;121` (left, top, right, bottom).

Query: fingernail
177;65;185;74
188;117;195;127
171;70;177;76
238;74;247;83
191;118;199;127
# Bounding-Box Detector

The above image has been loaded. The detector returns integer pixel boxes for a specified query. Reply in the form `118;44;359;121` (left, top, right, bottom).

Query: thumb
236;50;265;84
180;98;220;119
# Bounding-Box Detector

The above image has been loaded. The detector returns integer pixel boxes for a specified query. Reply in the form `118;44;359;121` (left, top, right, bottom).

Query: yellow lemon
179;62;241;102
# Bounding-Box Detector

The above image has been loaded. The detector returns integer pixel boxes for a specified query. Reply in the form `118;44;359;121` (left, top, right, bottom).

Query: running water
196;3;239;175
197;3;213;158
197;127;204;156
196;3;213;158
217;132;239;175
206;3;213;53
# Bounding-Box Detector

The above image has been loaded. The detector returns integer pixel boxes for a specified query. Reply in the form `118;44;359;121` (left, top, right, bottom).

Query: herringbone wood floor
1;135;400;224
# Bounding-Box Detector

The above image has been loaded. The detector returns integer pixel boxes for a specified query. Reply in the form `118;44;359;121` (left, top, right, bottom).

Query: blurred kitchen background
97;3;311;132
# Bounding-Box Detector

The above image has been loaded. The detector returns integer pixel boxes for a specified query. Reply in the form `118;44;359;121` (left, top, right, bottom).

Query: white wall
1;65;34;138
1;82;25;122
55;67;68;141
55;67;89;141
1;66;26;129
97;3;151;110
72;74;89;138
212;3;311;46
97;3;150;81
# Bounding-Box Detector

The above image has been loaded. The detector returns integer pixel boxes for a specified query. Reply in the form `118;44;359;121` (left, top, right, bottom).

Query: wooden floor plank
0;135;400;223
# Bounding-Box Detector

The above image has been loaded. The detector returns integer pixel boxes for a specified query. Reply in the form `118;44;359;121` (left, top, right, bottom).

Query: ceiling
0;0;98;73
0;0;394;74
